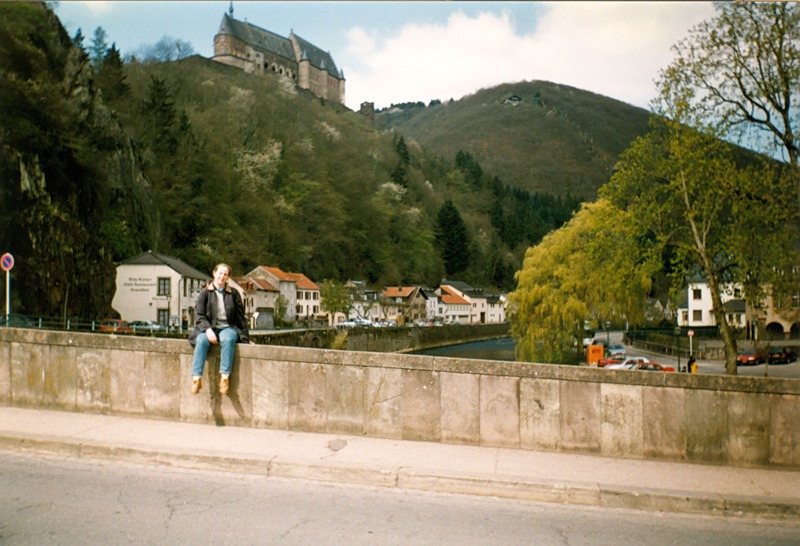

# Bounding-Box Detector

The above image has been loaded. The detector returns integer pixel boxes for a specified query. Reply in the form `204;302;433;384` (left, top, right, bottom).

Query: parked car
129;320;163;333
335;320;357;329
99;319;132;333
606;356;652;370
607;343;626;356
637;362;676;372
737;348;766;366
597;354;627;367
767;347;798;365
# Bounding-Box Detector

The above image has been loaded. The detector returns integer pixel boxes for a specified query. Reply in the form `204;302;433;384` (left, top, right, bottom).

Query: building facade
212;11;345;105
111;251;210;331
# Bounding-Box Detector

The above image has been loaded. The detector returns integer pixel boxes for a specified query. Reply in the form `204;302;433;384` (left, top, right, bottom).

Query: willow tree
601;119;797;375
509;199;657;364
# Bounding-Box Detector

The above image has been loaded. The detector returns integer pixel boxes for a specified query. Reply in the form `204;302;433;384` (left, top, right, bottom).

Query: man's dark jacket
188;283;250;346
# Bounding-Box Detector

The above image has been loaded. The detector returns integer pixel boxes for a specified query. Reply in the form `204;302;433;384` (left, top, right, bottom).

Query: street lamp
674;326;682;372
605;320;610;346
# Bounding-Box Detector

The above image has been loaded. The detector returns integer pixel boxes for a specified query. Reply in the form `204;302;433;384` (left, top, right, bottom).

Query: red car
99;319;132;333
636;362;676;373
737;348;766;366
597;354;627;367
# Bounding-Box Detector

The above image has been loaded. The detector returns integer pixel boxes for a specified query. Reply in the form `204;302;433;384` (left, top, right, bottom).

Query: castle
211;9;346;105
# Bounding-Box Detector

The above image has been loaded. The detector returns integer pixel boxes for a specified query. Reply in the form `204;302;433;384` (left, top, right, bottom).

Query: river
413;337;517;361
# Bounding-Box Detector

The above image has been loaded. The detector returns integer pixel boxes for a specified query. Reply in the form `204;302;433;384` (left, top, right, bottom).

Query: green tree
601;118;798;374
509;199;655;363
435;200;471;276
88;26;108;69
96;43;130;102
657;2;800;166
320;279;352;324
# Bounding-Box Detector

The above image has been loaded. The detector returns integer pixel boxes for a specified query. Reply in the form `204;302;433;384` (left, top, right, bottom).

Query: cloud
342;2;715;111
83;1;113;15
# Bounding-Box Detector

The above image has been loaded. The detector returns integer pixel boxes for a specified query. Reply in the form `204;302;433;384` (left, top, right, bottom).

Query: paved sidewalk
0;406;798;520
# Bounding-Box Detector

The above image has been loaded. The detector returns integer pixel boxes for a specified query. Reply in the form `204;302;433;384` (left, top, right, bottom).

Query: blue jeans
191;327;239;377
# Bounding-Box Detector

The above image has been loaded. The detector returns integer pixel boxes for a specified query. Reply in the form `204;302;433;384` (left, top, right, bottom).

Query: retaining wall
1;328;798;468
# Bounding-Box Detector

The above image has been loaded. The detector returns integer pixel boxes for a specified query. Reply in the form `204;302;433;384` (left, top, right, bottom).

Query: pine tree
435;200;471;275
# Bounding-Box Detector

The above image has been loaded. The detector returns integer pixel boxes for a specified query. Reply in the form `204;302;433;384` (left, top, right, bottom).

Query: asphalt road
611;332;800;379
1;452;798;546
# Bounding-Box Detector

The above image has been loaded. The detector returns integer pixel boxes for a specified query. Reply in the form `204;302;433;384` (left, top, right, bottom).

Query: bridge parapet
1;328;798;468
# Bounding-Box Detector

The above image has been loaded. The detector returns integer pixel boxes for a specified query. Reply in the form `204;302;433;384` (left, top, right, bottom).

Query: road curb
1;433;798;521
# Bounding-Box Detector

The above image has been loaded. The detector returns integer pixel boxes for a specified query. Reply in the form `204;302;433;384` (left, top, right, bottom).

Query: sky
53;1;716;112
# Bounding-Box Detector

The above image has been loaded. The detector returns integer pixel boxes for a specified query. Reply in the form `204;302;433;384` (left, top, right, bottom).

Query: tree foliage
319;279;352;321
0;4;155;319
601;118;799;374
656;2;800;166
509;199;655;363
435;200;471;276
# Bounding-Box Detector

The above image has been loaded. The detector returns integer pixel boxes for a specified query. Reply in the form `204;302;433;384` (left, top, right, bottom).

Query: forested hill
376;81;653;199
1;3;591;319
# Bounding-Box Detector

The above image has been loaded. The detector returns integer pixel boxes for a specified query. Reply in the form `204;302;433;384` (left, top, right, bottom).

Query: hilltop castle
211;9;346;105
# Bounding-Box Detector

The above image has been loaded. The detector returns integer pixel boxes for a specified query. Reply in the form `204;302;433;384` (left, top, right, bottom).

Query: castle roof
216;13;343;80
291;31;342;79
217;13;296;62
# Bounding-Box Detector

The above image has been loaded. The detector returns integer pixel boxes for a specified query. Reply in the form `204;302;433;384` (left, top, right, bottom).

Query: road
609;332;800;379
0;452;797;546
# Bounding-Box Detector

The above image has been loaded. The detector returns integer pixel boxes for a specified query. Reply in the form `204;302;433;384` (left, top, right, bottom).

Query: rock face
0;3;158;318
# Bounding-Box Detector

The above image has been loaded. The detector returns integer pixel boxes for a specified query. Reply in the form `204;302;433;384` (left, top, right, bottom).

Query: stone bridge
1;328;798;469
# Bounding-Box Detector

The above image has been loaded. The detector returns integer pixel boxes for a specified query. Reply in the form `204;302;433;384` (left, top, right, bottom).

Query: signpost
1;252;14;326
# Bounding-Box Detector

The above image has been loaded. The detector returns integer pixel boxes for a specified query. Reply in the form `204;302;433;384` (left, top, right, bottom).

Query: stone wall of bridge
1;328;798;468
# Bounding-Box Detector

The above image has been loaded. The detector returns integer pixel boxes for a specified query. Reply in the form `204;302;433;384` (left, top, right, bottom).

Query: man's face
214;266;230;288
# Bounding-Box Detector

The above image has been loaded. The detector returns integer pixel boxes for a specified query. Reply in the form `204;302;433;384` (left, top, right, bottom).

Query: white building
111;251;210;331
677;281;746;329
438;281;507;324
247;265;320;323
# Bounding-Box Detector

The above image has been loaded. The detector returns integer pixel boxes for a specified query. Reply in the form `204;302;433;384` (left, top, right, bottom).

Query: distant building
212;10;345;105
677;281;746;329
111;251;209;330
247;265;320;323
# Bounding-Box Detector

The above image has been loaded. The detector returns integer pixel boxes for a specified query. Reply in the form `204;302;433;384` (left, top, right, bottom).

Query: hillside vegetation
377;82;652;199
1;3;588;318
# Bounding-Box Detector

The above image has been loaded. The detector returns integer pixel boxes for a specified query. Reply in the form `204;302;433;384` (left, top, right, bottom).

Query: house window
158;278;171;297
692;289;702;300
692;310;702;322
793;290;800;310
157;309;169;325
681;310;688;324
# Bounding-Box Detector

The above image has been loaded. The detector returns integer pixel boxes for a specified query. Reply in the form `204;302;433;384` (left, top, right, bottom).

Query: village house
677;280;747;331
111;251;210;331
232;275;279;329
345;280;384;323
247;265;320;323
381;286;431;325
212;8;345;105
436;285;471;324
439;280;507;324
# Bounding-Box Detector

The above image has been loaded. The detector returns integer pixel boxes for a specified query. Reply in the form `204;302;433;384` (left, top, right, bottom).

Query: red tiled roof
256;266;318;290
382;286;416;298
439;285;469;305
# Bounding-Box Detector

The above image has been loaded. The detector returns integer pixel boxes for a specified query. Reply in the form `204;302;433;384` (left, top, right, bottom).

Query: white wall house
247;266;320;323
111;251;210;331
677;281;745;329
439;281;507;324
436;285;471;324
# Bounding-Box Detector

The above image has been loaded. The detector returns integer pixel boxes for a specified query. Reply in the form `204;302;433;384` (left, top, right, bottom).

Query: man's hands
206;329;218;344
